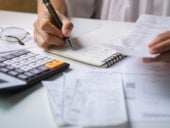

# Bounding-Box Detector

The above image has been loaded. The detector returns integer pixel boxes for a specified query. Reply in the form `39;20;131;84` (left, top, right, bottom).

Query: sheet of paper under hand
104;15;170;57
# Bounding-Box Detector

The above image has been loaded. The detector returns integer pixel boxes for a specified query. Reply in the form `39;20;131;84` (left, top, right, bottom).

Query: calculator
0;49;69;93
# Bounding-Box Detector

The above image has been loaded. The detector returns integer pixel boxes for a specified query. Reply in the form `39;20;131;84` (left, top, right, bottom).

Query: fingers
37;15;63;38
34;20;65;49
149;31;170;48
145;31;170;63
143;57;160;63
34;29;49;50
34;26;65;49
149;39;170;54
33;11;73;49
143;51;170;63
41;21;63;38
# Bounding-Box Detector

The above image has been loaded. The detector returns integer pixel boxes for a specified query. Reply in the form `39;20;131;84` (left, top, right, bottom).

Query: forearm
37;0;67;15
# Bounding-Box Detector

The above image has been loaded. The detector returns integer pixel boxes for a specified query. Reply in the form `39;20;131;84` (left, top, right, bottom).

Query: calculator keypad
0;50;69;87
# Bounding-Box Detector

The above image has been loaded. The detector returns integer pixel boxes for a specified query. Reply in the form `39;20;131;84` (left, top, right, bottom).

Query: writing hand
34;10;73;49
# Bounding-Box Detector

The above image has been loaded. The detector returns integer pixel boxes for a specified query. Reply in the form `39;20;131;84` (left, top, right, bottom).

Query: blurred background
0;0;37;13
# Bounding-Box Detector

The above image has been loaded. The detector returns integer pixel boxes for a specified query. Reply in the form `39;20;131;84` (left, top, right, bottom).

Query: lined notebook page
48;26;124;67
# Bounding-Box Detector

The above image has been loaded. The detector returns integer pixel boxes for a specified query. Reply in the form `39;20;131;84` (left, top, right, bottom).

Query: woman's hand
143;31;170;63
33;1;73;49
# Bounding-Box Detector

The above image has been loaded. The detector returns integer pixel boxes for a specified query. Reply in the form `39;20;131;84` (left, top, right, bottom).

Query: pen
42;0;73;47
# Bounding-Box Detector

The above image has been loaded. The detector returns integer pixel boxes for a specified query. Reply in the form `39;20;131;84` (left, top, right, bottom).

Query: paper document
123;74;170;122
43;71;128;127
120;57;170;75
43;58;170;125
119;57;170;122
104;15;170;57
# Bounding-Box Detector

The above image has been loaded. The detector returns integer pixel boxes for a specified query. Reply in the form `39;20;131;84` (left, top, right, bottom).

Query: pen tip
66;39;73;48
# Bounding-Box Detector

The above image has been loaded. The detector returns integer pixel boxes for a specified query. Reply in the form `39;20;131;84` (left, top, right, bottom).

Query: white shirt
65;0;170;22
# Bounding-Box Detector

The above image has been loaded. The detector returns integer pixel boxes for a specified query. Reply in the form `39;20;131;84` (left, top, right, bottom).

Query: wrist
50;0;67;15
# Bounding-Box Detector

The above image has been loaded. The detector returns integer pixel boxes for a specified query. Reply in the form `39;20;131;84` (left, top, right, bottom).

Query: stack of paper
42;70;128;128
42;60;170;126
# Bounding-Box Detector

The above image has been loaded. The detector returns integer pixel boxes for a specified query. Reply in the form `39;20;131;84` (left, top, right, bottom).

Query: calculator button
42;57;54;62
12;50;30;57
17;74;30;80
34;61;44;66
12;63;24;68
44;60;64;69
8;71;19;76
6;66;15;70
0;68;10;73
20;54;30;59
29;68;42;75
0;63;6;67
35;55;45;59
26;53;36;57
20;60;31;65
4;54;15;60
0;57;6;62
15;69;25;74
38;60;47;64
24;72;34;77
11;57;23;62
37;66;50;72
27;63;37;69
3;60;15;65
20;66;32;72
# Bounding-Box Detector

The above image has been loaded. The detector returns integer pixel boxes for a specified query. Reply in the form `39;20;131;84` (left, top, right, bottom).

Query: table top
0;11;170;128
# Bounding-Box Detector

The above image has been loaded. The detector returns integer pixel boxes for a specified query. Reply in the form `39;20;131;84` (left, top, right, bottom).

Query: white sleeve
65;0;96;18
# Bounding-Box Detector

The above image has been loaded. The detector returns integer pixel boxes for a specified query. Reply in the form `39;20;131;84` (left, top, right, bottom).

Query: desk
0;11;170;128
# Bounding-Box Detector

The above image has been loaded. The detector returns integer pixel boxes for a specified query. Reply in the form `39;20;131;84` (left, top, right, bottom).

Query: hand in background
143;31;170;63
33;9;73;49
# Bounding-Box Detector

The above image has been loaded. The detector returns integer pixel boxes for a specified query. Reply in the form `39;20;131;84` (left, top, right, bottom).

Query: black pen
42;0;73;47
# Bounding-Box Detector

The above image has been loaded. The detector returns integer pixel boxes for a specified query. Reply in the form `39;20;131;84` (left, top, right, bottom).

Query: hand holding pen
33;0;73;49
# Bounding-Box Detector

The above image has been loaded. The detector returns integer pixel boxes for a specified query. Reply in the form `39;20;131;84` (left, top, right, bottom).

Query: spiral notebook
47;27;126;68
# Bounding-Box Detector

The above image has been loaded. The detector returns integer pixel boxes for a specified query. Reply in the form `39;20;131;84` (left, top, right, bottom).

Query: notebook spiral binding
102;53;126;68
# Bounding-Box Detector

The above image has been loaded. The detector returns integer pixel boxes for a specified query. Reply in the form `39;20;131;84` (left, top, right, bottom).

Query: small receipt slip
43;70;128;127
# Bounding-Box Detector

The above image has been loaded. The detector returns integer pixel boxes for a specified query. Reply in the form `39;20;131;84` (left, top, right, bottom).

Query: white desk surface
0;11;170;128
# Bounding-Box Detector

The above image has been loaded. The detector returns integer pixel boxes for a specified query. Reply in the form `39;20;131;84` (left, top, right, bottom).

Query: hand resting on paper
143;31;170;63
33;1;73;49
